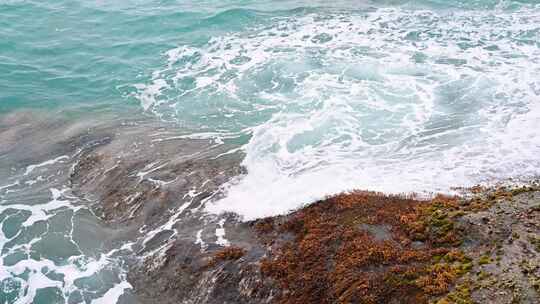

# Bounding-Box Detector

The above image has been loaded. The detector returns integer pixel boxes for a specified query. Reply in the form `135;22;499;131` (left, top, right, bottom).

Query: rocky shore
129;185;540;304
2;112;539;303
53;122;540;304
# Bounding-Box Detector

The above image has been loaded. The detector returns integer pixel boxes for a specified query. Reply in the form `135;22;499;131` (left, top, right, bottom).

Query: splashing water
135;2;540;219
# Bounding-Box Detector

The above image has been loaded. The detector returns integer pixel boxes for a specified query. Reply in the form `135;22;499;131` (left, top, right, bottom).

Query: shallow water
0;113;139;303
1;0;540;302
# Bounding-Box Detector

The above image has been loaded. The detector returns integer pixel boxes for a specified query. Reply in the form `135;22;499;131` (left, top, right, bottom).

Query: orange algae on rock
194;184;538;304
207;246;246;267
257;191;470;304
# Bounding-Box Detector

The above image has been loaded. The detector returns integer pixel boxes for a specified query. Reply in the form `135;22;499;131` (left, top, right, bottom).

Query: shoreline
1;111;539;303
143;184;539;304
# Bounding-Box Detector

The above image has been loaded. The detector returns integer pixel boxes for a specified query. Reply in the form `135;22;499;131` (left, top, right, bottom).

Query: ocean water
1;0;540;303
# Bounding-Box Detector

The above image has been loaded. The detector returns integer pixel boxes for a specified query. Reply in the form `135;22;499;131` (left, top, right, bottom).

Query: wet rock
14;111;537;304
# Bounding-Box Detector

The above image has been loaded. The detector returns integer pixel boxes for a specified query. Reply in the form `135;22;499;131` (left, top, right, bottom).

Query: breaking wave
134;3;540;219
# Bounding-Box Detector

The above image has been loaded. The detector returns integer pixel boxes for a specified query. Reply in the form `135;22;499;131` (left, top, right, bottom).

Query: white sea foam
134;5;540;220
0;188;73;227
24;155;69;176
0;180;19;192
0;182;131;303
133;79;169;111
195;229;207;251
136;161;168;182
215;219;229;247
91;280;132;304
140;196;196;261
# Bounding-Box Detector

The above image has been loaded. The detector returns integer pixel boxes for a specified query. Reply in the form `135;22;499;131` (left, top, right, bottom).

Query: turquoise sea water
1;0;540;303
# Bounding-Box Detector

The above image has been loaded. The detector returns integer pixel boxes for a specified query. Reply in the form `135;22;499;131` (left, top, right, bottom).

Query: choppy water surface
1;0;540;303
138;1;540;218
